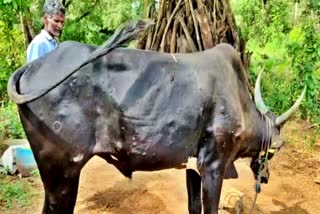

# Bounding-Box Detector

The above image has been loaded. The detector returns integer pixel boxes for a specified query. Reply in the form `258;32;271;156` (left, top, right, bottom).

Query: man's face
44;13;65;37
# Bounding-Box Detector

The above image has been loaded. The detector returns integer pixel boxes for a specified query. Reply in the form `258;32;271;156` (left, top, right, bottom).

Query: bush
287;20;320;123
0;21;25;101
232;0;320;123
0;101;25;140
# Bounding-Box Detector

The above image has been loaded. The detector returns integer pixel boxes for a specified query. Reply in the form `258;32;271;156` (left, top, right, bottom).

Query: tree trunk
20;7;38;48
20;15;34;48
137;0;253;94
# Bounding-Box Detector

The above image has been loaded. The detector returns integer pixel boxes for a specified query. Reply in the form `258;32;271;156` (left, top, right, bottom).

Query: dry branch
196;0;204;10
166;29;172;52
178;35;191;53
151;0;166;48
177;14;197;52
160;0;183;52
221;0;240;51
170;19;179;53
146;26;154;50
185;0;191;18
196;9;214;49
189;0;202;51
152;18;167;51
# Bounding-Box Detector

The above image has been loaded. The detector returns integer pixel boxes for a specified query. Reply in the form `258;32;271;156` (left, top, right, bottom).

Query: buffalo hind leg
186;169;202;214
197;138;225;214
39;161;85;214
18;105;92;213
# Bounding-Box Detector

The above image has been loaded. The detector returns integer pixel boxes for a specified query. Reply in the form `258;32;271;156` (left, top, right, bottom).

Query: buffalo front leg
186;169;202;214
197;138;225;214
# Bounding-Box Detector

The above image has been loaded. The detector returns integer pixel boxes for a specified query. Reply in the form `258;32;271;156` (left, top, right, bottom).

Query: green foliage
308;0;320;15
0;101;25;140
0;0;44;100
232;0;320;123
232;0;291;45
0;21;25;100
61;0;141;44
232;0;265;42
287;19;320;122
248;40;294;115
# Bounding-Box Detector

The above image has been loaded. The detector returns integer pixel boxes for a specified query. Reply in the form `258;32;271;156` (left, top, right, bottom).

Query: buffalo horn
275;86;306;127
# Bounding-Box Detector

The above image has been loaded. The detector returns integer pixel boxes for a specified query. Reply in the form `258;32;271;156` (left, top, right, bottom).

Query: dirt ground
3;120;320;214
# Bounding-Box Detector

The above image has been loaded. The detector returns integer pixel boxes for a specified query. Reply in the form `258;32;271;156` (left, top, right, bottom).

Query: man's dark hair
43;0;65;16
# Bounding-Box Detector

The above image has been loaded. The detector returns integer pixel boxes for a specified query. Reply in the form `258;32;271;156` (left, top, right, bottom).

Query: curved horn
275;86;306;127
254;68;269;114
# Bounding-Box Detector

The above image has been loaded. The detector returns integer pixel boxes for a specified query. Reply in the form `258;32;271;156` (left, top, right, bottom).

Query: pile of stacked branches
137;0;252;90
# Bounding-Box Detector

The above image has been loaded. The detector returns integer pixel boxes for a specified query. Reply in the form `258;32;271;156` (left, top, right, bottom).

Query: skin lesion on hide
52;120;63;132
211;104;245;147
72;153;84;163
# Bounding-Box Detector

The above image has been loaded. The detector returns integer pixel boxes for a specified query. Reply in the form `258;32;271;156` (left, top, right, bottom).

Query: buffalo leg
186;169;202;214
19;105;93;214
22;136;88;213
40;163;82;214
197;138;225;214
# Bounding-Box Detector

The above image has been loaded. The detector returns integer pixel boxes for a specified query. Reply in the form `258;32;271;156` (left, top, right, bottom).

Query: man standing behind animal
27;0;65;63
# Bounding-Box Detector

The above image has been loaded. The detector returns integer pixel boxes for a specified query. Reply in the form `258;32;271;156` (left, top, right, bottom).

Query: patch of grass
0;175;37;210
283;120;320;153
0;166;10;176
306;127;320;151
31;169;40;177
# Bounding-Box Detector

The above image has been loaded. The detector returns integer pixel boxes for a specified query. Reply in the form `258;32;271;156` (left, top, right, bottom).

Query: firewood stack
137;0;253;91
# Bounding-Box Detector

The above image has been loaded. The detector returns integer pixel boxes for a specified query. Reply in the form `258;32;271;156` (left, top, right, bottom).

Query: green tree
232;0;320;123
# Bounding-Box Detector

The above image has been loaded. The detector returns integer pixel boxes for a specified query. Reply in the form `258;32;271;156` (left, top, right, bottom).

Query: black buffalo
8;20;305;214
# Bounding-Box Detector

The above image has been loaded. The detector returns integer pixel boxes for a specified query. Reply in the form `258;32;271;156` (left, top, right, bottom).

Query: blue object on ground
15;147;37;176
